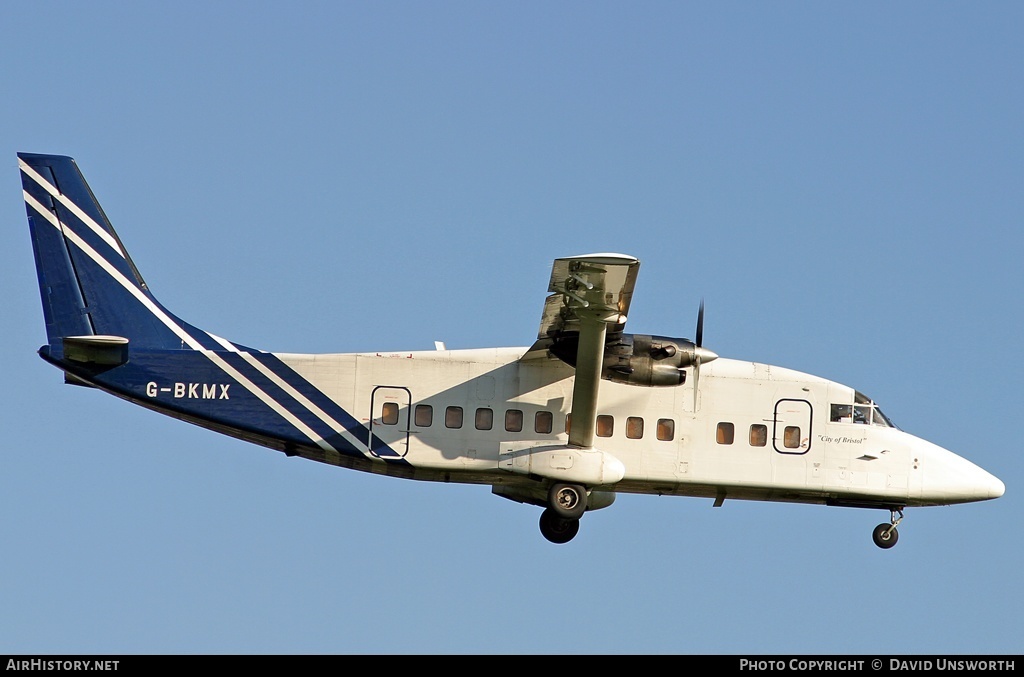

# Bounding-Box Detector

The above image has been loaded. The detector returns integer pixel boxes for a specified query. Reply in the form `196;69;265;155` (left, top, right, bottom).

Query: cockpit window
872;407;896;428
830;392;898;428
831;404;852;421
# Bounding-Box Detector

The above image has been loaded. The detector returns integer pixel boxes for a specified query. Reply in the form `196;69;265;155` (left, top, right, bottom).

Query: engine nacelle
550;333;701;387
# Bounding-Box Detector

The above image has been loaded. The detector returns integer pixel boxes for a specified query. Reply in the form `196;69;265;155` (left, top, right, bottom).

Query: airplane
17;152;1005;547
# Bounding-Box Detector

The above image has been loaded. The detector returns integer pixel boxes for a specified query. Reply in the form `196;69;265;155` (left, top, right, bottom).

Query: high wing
538;254;640;338
529;253;640;449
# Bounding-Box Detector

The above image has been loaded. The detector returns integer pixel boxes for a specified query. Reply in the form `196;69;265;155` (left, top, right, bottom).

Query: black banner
0;656;1019;672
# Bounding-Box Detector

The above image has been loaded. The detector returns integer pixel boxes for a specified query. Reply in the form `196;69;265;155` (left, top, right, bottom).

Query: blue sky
1;2;1021;655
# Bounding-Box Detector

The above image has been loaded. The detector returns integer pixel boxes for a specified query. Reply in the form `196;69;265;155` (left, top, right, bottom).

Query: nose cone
919;439;1005;504
987;473;1006;499
960;461;1005;501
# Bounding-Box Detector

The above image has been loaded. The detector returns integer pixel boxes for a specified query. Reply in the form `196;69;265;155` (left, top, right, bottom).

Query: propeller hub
694;346;718;364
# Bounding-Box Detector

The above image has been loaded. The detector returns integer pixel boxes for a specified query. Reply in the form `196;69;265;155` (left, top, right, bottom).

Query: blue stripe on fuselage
251;352;373;450
211;349;375;457
78;349;368;457
71;346;409;463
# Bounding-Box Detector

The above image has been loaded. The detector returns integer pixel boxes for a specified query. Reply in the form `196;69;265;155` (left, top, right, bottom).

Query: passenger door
773;398;812;454
368;386;411;458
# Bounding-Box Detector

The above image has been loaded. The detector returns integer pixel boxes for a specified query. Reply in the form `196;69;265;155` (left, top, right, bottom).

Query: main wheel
539;508;580;544
872;523;899;549
548;482;588;519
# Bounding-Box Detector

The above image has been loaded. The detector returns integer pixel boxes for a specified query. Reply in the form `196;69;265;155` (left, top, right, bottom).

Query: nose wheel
872;509;904;549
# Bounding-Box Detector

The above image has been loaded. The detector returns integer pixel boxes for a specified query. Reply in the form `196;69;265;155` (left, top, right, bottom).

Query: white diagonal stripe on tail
20;159;126;258
23;192;344;455
207;333;370;454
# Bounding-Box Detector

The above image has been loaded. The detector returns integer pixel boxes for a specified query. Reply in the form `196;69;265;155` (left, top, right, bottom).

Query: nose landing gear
872;508;904;549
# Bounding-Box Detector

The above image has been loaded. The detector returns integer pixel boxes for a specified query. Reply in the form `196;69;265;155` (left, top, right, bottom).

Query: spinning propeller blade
692;299;717;411
696;298;704;349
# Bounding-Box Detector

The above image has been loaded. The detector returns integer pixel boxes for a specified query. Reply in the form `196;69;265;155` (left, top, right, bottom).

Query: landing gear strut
872;508;904;549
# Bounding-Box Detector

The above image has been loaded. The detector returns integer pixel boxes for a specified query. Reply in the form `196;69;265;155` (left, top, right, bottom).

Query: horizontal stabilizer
62;335;129;366
64;372;97;388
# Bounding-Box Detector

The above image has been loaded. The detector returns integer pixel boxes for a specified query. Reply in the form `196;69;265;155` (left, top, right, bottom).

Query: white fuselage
277;347;1003;509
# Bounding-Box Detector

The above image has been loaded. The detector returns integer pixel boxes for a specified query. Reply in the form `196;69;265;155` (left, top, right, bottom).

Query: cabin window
505;409;523;432
565;414;572;435
716;422;735;445
749;424;767;447
657;418;674;441
445;406;463;429
596;415;614;438
784;426;801;449
414;404;432;427
475;407;493;430
626;416;644;439
381;402;399;425
535;411;553;434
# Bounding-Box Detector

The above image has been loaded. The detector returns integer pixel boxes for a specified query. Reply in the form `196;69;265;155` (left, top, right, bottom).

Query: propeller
696;298;704;349
692;298;717;411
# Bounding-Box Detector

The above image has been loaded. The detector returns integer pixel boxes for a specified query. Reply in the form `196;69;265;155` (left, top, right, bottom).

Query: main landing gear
539;508;580;544
539;483;588;544
872;508;904;549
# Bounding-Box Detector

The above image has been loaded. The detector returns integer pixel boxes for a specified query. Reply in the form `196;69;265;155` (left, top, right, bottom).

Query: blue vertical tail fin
18;153;378;462
19;153;188;350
